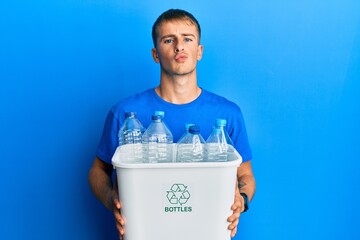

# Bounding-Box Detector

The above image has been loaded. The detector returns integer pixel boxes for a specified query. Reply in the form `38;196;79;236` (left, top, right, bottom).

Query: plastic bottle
142;114;173;163
205;119;235;162
118;112;146;163
176;125;206;162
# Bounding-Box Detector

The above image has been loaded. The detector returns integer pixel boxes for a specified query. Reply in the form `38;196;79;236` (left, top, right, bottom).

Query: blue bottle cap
151;115;161;121
215;119;227;127
125;112;136;118
185;123;195;131
154;111;165;117
189;125;200;134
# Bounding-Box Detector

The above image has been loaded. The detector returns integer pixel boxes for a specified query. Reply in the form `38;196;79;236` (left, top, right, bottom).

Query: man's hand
227;161;256;237
227;188;244;238
111;185;125;240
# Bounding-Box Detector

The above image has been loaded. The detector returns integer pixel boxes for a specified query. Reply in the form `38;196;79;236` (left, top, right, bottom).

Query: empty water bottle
176;125;205;162
118;112;145;163
205;119;234;162
142;114;173;163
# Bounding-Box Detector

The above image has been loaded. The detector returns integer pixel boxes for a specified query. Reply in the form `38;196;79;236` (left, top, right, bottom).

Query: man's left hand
227;189;244;238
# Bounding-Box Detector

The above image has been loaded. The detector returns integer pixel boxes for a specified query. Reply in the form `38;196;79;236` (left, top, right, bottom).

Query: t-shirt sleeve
96;110;120;164
230;108;253;162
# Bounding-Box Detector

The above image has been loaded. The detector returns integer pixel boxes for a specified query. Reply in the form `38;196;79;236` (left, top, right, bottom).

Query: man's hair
152;9;201;48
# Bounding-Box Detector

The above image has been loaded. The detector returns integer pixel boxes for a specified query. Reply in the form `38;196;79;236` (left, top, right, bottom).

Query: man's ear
197;44;204;61
152;48;160;63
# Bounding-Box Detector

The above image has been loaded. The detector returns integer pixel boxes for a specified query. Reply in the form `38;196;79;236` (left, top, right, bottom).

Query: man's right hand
88;157;126;240
111;185;125;239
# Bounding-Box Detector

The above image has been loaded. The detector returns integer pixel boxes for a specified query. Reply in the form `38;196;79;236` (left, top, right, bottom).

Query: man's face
152;19;203;77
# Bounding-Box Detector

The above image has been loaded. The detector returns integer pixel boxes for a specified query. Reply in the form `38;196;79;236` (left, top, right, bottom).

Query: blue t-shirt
96;88;252;164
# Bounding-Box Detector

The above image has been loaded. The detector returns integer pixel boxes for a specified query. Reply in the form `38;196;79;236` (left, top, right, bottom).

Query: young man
89;9;256;239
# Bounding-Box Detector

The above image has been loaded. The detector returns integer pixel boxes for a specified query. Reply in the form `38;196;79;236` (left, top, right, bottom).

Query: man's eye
184;38;193;42
164;39;173;44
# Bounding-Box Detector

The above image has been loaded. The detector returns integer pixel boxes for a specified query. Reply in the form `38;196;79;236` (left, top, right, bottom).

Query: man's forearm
237;174;256;201
88;159;114;210
237;161;256;201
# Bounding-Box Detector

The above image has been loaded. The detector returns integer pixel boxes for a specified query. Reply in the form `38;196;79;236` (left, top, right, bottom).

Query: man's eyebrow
181;33;196;38
160;34;176;40
160;33;197;40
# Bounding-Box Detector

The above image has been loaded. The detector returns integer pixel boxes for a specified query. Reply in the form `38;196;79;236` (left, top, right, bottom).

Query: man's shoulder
201;89;240;110
121;88;154;103
110;88;155;115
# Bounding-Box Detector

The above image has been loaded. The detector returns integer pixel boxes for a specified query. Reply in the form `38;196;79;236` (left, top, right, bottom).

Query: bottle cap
189;125;200;134
154;111;165;118
151;115;161;121
185;123;195;131
125;112;136;118
215;119;227;127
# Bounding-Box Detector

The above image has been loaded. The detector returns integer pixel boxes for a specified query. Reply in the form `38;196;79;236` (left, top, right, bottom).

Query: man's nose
175;41;184;52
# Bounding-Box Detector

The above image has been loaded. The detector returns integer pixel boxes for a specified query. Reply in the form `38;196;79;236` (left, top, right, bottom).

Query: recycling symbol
166;184;191;205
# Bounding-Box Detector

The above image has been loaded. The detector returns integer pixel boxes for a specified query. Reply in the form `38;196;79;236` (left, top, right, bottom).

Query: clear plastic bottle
118;112;145;163
142;114;173;163
176;125;205;162
205;119;235;162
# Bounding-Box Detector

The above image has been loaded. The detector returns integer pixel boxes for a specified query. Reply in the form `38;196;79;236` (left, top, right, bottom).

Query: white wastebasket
112;144;242;240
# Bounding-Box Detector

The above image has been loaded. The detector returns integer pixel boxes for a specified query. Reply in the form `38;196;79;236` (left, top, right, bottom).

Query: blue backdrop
1;1;359;239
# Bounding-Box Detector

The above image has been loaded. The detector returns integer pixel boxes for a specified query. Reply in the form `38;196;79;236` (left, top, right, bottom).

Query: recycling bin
112;144;242;240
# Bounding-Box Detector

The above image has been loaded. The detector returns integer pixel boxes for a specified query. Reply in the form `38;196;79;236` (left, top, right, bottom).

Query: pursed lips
175;53;188;62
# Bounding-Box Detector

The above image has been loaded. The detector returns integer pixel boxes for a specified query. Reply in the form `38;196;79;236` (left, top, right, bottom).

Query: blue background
1;0;359;239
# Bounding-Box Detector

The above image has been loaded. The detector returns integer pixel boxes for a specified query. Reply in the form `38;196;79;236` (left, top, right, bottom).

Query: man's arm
88;157;114;209
88;157;125;238
228;160;256;237
237;161;256;202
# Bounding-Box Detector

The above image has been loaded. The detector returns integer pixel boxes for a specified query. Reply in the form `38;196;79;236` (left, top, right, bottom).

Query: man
89;9;256;239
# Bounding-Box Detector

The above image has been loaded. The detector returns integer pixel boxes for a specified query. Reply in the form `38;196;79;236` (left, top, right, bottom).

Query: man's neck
155;73;201;104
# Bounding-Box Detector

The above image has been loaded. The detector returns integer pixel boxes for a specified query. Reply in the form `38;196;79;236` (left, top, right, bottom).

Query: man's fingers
114;209;125;239
230;225;238;238
228;209;240;238
116;220;125;235
227;211;240;223
113;209;125;225
112;190;125;238
228;217;239;228
231;202;241;211
116;221;125;240
112;194;121;209
228;217;239;235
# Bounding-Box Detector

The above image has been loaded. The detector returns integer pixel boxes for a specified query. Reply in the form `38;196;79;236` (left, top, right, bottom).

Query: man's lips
175;54;188;62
